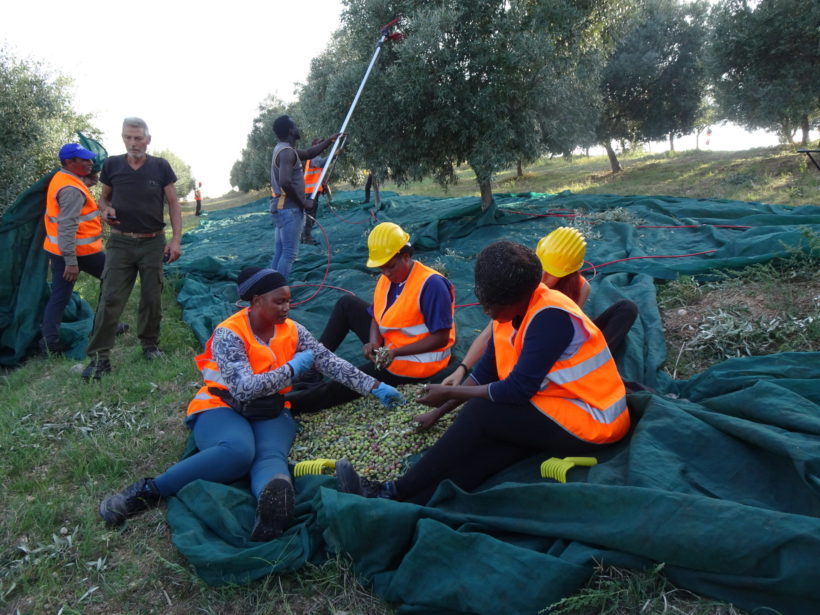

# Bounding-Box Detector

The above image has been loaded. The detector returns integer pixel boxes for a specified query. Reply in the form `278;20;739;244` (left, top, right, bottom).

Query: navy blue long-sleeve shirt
471;308;574;404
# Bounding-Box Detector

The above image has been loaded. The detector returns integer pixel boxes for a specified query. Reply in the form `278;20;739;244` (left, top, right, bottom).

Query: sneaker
82;358;111;381
250;476;295;542
335;459;396;498
142;346;164;360
115;323;129;336
99;478;161;527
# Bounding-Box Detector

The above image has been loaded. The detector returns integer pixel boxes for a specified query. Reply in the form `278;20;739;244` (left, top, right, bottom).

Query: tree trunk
373;176;381;208
800;115;810;146
669;133;675;152
478;179;494;211
603;141;622;173
780;119;795;145
516;160;523;178
695;128;701;150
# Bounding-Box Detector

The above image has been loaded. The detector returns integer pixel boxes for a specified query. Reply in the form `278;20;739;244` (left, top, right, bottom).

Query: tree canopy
229;96;295;192
0;47;96;213
154;149;196;200
709;0;820;146
300;0;629;209
596;0;709;172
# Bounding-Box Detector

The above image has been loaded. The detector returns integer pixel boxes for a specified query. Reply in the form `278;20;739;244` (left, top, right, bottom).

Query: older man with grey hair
82;117;182;380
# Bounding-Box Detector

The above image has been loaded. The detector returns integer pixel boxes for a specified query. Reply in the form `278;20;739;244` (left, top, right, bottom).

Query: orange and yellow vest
43;170;103;257
187;308;297;416
493;284;629;444
373;261;455;378
195;189;202;200
303;159;324;197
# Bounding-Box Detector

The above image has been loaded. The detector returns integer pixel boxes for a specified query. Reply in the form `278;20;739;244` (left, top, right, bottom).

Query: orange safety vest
195;189;202;200
493;284;629;444
43;170;103;257
187;308;297;416
373;261;455;378
303;159;324;196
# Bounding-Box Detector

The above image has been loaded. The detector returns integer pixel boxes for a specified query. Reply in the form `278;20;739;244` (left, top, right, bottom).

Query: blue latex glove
286;350;314;378
372;382;406;408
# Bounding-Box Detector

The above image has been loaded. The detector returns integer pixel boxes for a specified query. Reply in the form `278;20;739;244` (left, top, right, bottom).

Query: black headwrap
236;267;287;301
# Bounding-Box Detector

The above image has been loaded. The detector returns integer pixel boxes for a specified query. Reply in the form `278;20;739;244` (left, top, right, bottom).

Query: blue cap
59;143;97;161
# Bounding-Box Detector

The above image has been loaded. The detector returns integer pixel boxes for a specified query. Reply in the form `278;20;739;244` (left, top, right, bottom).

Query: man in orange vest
40;143;106;354
300;139;334;245
288;222;456;413
194;182;203;216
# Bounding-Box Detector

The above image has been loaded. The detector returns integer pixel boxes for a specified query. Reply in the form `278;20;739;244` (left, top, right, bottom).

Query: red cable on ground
636;224;752;229
504;210;578;219
290;214;334;307
579;250;717;274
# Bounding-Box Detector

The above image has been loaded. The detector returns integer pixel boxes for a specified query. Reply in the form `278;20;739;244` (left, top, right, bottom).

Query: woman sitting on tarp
335;240;629;505
436;226;637;391
98;267;404;541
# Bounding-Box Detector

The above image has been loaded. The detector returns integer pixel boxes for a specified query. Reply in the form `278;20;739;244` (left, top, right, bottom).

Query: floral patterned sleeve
294;322;378;396
211;327;292;403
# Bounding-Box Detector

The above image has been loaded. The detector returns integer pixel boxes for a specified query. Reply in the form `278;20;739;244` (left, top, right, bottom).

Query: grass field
2;146;817;614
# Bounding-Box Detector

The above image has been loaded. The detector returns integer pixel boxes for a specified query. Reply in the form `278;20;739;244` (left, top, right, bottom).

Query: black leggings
288;295;425;413
395;398;604;505
593;299;638;353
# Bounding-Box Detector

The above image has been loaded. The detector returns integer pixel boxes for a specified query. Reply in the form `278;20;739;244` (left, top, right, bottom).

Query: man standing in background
269;115;338;280
82;117;182;380
194;182;203;216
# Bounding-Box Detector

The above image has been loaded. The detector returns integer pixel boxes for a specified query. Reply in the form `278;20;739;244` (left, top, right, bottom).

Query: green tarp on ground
163;191;818;613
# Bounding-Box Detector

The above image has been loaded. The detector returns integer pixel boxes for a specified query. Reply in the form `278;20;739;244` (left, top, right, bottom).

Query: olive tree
0;47;96;213
596;0;709;172
301;0;627;209
709;0;820;146
154;149;195;200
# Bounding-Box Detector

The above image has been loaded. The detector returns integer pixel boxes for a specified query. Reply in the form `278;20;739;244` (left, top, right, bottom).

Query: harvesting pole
309;18;402;200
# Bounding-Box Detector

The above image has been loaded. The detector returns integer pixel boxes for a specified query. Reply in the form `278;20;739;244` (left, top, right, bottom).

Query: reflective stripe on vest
493;284;629;443
43;170;103;257
186;308;297;416
303;160;324;195
372;261;455;379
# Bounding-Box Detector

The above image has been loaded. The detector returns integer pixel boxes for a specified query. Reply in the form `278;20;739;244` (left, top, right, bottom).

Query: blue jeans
152;407;296;501
270;208;304;281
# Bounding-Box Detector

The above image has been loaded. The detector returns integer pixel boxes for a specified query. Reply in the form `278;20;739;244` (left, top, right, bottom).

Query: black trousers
395;398;604;505
288;294;426;413
593;299;638;352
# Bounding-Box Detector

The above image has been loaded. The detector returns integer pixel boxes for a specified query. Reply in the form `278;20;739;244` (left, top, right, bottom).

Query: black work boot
82;358;112;381
335;459;396;498
250;475;295;542
99;478;161;527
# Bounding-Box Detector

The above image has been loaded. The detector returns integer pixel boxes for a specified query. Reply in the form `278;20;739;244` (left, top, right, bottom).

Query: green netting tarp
163;190;820;614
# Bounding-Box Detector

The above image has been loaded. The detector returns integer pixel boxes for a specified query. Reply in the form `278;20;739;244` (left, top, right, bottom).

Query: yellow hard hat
366;222;410;267
536;227;587;277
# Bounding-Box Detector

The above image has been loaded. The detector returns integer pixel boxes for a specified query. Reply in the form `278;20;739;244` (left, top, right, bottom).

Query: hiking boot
115;322;129;336
99;478;161;527
38;337;66;356
142;346;164;360
250;475;295;542
335;459;396;499
82;358;111;381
